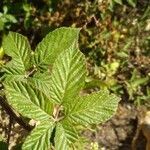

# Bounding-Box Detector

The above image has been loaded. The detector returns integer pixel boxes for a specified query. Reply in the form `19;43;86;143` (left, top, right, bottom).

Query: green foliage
0;0;149;106
0;5;17;31
49;43;86;104
67;90;118;126
3;32;31;74
2;27;119;149
78;0;150;105
0;136;8;150
108;0;137;11
23;120;55;150
0;141;8;150
127;0;137;7
33;27;80;71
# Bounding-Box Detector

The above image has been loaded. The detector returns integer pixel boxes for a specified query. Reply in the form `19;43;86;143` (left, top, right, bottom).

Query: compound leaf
33;27;80;70
68;90;119;126
4;81;53;121
55;121;78;150
2;28;120;150
23;120;55;150
49;44;86;104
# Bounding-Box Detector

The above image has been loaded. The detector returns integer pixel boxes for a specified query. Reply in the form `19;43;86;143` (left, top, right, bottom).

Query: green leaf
114;0;122;5
131;77;149;88
67;90;119;126
2;67;26;81
4;81;53;121
127;0;136;7
28;72;52;99
23;120;55;150
0;141;8;150
2;32;31;82
5;14;17;23
55;121;78;150
49;44;86;104
3;32;31;73
0;19;4;30
108;1;114;11
33;27;80;70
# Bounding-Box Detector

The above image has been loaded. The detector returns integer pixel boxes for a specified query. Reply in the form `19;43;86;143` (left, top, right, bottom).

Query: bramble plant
1;27;119;150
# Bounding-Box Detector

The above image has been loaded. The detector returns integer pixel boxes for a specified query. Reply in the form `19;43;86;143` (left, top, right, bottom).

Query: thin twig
0;96;33;132
25;66;37;78
7;115;12;144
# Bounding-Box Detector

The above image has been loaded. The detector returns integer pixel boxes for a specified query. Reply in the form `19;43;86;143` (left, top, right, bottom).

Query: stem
25;66;37;78
7;115;12;144
146;140;150;150
0;96;33;132
53;105;64;122
55;116;64;122
131;123;141;150
53;105;61;120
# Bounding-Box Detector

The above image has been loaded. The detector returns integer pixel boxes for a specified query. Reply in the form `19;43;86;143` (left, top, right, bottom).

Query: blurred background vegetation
0;0;150;106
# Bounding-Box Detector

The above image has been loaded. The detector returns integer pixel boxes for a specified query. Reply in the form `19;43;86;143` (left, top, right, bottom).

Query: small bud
0;47;4;60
